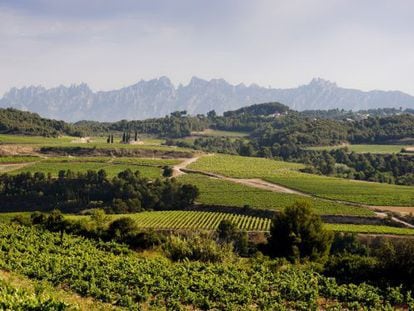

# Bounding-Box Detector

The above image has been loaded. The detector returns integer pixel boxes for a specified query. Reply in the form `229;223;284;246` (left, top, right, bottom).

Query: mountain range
1;77;414;122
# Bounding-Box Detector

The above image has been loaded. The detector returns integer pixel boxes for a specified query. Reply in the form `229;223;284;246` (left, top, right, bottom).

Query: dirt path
223;176;308;195
0;162;35;173
179;155;414;228
369;205;414;215
374;211;414;228
172;155;204;177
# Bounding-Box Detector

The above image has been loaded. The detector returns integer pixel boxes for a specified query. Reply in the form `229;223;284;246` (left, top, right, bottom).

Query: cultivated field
179;173;374;216
189;154;414;207
307;144;413;154
187;154;304;178
67;211;414;235
4;156;180;178
191;129;249;137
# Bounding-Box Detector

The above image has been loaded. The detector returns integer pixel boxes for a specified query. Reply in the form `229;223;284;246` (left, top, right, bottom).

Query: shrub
268;201;333;262
107;217;138;241
163;234;233;263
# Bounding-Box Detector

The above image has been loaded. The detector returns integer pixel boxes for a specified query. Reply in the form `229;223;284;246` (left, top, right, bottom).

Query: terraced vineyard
179;174;374;216
189;154;414;207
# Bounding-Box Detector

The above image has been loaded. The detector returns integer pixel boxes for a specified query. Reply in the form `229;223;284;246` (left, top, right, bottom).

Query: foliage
180;173;374;215
0;278;71;310
1;223;413;309
0;108;83;137
163;234;234;262
268;201;333;262
0;169;198;213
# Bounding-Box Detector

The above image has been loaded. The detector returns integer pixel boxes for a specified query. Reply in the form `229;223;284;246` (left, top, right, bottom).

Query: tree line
0;169;199;213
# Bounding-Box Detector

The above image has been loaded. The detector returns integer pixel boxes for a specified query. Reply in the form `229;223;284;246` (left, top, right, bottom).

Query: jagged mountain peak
1;76;413;122
308;78;338;88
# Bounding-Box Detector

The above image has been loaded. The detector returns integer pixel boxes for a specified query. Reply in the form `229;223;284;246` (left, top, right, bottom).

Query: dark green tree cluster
110;111;210;138
0;108;84;137
268;201;333;262
0;169;199;213
302;149;414;185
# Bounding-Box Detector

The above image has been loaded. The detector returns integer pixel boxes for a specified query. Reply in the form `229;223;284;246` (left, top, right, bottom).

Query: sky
0;0;413;96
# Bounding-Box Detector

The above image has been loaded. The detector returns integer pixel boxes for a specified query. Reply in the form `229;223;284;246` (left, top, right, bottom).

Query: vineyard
178;173;374;216
74;210;272;231
188;154;414;207
6;156;180;178
1;223;413;310
307;144;411;154
188;153;304;178
66;211;414;235
264;170;414;206
0;279;70;310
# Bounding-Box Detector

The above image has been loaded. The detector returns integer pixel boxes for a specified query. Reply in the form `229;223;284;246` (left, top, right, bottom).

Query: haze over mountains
1;77;413;122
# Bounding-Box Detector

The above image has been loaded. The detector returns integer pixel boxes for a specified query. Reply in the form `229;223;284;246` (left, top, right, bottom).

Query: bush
163;234;233;263
324;254;379;283
268;201;333;262
330;232;368;255
107;217;138;241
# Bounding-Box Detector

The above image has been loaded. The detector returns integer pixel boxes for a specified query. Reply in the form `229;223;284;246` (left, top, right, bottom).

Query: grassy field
7;156;179;178
307;144;412;154
179;174;374;216
0;155;41;163
0;134;74;145
189;154;414;207
326;224;414;235
0;133;193;153
191;129;249;137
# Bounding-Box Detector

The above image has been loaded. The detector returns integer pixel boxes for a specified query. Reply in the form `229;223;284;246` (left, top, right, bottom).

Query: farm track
0;162;37;173
177;155;414;228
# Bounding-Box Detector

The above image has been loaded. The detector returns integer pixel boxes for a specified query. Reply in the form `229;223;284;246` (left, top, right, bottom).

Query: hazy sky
1;0;413;96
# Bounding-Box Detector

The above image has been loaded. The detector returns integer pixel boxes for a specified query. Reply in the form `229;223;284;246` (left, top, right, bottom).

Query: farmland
6;156;179;178
191;129;249;137
178;173;374;216
187;153;304;178
189;154;414;207
264;171;414;207
0;223;413;310
66;211;414;235
0;133;192;152
307;144;413;154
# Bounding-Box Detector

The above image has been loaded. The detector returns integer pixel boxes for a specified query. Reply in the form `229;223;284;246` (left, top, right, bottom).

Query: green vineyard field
66;211;414;235
178;174;374;216
189;154;414;207
1;224;413;309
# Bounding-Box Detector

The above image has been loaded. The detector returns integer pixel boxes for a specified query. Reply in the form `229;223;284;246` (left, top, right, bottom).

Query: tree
268;201;333;262
162;166;173;177
217;219;238;242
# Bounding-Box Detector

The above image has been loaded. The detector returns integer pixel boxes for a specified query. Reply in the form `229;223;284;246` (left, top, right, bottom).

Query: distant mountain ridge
1;77;414;122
